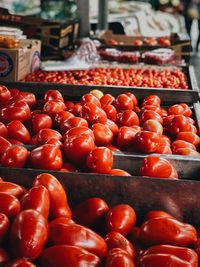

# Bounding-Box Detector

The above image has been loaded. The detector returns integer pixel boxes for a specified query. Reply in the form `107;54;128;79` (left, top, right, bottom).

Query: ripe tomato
145;210;174;221
106;204;136;236
0;193;20;218
54;111;74;128
49;222;107;258
116;110;139;127
43;100;66;116
103;105;117;121
81;102;107;125
68;103;82;116
142;95;161;107
63;126;94;141
0;248;9;266
7;120;30;144
40;245;100;267
171;140;196;153
32;113;53;134
44;90;64;102
90;89;104;100
0;137;11;160
72;198;109;227
5;258;36;267
92;123;114;146
37;128;62;145
140;110;163;126
168;115;195;135
0;213;9;243
33;173;72;219
173;148;200;156
140;105;162;116
64;133;95;165
143;119;163;135
0;181;24;198
105;231;136;258
168;103;192;117
18;92;36;107
105;248;136;267
109;169;131;176
140;156;178;179
60;161;78;172
134;131;160;153
1;145;28;168
81;93;101;107
176;132;200;147
125;92;138;106
0;85;11;107
86;147;113;174
10;210;48;260
30;144;63;171
100;94;115;107
113;94;133;111
98;118;119;136
116;126;140;150
0;122;7;138
60;117;88;134
21;185;50;219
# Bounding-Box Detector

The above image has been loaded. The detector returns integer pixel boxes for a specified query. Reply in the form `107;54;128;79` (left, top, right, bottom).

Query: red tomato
33;173;72;219
176;132;200;147
5;258;36;267
0;122;7;138
0;213;9;243
138;217;197;247
45;138;63;148
98;118;119;136
49;217;75;226
113;94;134;111
60;162;78;172
1;145;28;168
40;245;101;267
0;101;31;123
44;90;64;102
109;169;131;176
105;248;136;267
100;94;115;107
86;147;113;174
29;135;38;146
63;126;94;141
134;131;160;153
106;144;121;152
81;102;107;125
116;126;140;150
81;93;101;107
0;248;9;266
32;114;53;134
64;133;95;165
43;100;66;116
145;211;174;221
49;222;107;258
65;101;74;110
0;182;24;198
92;123;114;146
125;92;138;106
143;119;163;135
0;137;11;161
140;156;178;179
10;210;48;260
103;105;117;121
168;115;195;135
21;186;50;219
163;115;175;128
0;85;11;107
18;92;36;107
140;105;162;116
171;140;196;153
116;110;139;127
105;231;136;258
60;117;88;134
30;144;63;171
72;198;109;227
7;139;23;145
9;88;19;97
0;193;20;218
68;103;82;116
7;120;30;144
168;103;192;117
142;95;161;107
106;204;136;236
174;148;200;156
140;110;163;126
54;111;74;128
37;128;62;145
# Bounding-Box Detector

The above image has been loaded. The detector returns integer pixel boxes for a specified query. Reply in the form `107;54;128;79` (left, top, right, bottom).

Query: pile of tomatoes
108;36;171;46
0;172;199;267
23;67;188;89
0;85;199;179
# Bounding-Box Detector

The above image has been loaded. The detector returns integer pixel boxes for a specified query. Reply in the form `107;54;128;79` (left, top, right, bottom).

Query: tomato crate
0;166;200;227
0;65;199;104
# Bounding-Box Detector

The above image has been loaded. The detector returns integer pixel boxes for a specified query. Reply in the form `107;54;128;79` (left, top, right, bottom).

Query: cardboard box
0;39;41;81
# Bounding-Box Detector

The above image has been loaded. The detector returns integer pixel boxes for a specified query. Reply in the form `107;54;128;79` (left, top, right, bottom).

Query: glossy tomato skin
40;245;101;267
10;210;48;260
142;95;161;107
37;128;62;145
98;118;119;136
72;198;109;227
21;186;50;219
143;119;163;135
81;93;101;107
30;144;63;171
49;217;75;226
44;90;64;103
1;145;28;168
105;248;136;267
171;140;196;154
145;211;174;221
64;133;95;165
18;92;36;107
174;148;200;156
49;222;107;258
139;217;197;247
116;126;140;150
43;100;66;117
31;114;53;134
86;147;113;174
0;193;20;218
60;117;88;134
0;248;9;266
63;126;94;141
168;103;192;117
176;132;200;147
5;258;36;267
113;94;133;111
125;92;138;106
109;169;131;176
33;173;72;219
168;115;195;135
116;110;139;127
105;231;136;258
140;156;178;179
100;94;115;107
81;102;107;125
134;131;160;153
0;122;7;138
106;205;136;236
103;105;117;121
0;213;9;243
7;120;30;144
92;123;114;146
54;111;74;128
140;110;163;126
0;182;24;198
0;85;11;107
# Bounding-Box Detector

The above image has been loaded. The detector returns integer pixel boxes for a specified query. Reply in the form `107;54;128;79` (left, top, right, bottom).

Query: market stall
0;1;199;266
